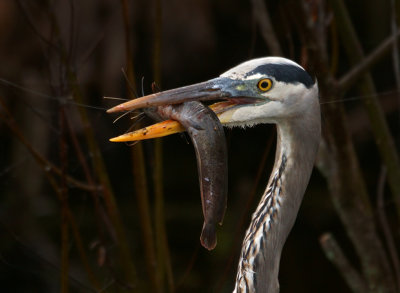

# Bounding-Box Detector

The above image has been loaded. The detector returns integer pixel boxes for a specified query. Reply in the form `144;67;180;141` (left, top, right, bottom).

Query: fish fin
200;222;217;250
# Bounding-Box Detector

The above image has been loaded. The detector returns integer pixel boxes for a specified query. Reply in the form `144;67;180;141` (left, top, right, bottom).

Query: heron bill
109;101;235;142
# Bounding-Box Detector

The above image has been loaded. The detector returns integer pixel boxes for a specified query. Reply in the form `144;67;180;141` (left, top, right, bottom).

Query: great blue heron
107;57;321;292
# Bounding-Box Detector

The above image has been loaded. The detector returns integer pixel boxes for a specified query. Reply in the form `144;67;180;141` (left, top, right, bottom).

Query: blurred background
0;0;399;292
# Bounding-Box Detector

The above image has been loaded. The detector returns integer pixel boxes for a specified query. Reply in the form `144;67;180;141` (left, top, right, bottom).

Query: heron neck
234;114;321;293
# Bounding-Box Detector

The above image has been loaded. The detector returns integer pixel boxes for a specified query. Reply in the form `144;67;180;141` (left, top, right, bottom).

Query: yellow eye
257;78;273;92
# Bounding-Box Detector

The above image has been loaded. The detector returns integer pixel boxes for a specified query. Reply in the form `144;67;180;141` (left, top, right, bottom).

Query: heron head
107;57;318;140
215;57;318;127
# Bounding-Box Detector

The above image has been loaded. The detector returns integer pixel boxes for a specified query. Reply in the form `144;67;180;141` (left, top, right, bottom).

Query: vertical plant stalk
153;0;174;291
329;0;400;217
120;0;136;93
59;107;69;293
376;167;400;292
131;147;160;291
390;0;400;91
64;114;109;290
153;139;174;292
120;0;161;292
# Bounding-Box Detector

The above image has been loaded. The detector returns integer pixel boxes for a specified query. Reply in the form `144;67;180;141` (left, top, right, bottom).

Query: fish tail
200;222;217;250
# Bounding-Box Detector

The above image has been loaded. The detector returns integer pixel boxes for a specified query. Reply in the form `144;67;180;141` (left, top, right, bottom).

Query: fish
152;101;228;250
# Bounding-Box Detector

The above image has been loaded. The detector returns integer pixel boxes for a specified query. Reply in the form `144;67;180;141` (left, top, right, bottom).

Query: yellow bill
110;119;184;142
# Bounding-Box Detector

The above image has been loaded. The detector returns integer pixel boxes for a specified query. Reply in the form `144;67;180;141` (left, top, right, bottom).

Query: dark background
0;0;399;292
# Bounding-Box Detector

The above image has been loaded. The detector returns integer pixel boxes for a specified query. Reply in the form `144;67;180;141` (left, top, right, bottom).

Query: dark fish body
153;102;228;250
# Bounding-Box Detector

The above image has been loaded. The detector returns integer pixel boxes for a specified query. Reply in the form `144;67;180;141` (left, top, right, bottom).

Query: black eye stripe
246;63;314;88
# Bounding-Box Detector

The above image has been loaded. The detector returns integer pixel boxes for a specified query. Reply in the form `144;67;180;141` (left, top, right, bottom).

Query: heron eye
257;78;273;92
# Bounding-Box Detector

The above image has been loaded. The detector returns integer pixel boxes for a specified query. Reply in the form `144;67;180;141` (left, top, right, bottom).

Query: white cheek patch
261;92;279;101
265;82;309;102
225;102;280;127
